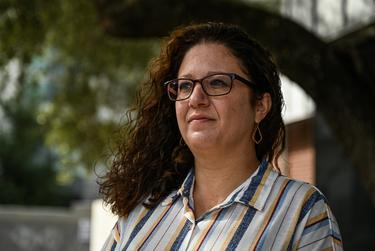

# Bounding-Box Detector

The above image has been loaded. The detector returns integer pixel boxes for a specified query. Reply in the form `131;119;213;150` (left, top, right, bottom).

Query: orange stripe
165;218;189;249
114;222;120;241
193;209;222;251
219;207;248;251
249;165;272;206
333;236;343;246
306;211;328;227
321;248;333;251
135;206;149;227
135;203;173;250
249;179;290;250
292;239;301;251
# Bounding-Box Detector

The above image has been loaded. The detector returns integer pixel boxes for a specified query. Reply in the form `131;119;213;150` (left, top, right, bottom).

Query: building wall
0;203;90;251
286;118;315;185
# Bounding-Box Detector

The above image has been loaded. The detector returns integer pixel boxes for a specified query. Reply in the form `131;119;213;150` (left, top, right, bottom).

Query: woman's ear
254;92;272;123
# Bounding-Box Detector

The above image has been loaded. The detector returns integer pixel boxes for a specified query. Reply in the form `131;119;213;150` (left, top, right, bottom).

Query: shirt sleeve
101;221;121;251
291;190;343;251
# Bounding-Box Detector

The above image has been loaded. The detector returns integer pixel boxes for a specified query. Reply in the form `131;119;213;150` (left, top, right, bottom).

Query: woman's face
175;43;257;153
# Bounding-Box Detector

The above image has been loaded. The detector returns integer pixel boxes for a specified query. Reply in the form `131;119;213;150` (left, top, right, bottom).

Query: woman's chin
186;133;219;151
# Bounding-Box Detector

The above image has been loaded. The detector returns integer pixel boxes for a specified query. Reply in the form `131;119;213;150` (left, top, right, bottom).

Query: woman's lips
188;115;214;123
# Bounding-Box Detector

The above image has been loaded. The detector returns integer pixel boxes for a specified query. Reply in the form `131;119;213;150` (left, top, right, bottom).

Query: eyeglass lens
167;74;232;101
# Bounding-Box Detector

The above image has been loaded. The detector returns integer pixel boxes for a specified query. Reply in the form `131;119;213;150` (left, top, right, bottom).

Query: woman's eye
179;81;192;92
209;79;229;88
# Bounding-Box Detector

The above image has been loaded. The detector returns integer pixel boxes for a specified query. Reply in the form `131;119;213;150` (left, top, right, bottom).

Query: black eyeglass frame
163;73;258;101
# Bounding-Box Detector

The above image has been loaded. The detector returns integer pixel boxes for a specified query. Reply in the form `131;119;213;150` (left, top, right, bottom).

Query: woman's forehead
177;43;246;78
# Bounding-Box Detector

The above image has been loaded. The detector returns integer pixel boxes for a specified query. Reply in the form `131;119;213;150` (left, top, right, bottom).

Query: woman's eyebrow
178;74;192;78
206;71;225;75
178;71;226;78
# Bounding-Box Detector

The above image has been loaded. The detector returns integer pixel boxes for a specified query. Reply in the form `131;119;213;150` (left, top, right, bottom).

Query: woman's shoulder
276;173;327;199
271;176;343;249
270;174;342;237
270;173;331;214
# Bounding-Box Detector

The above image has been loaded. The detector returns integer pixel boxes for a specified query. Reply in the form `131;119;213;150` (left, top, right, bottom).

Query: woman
100;22;343;250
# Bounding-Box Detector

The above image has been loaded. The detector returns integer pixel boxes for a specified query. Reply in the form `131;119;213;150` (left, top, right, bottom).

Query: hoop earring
252;123;263;144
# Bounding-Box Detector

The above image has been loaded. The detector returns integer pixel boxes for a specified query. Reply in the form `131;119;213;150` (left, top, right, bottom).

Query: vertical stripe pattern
101;161;343;251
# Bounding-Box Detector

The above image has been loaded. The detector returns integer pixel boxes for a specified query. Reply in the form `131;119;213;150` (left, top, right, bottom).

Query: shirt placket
178;195;197;250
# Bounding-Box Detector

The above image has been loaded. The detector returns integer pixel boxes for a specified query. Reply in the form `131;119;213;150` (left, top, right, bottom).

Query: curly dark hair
99;22;285;217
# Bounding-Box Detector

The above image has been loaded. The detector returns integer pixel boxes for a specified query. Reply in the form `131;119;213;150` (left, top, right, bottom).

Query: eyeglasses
164;73;257;101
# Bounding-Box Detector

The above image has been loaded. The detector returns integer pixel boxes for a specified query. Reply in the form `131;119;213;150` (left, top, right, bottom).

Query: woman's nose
188;83;210;107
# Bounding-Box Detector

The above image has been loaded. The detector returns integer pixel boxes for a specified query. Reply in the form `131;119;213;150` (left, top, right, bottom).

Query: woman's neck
192;149;259;219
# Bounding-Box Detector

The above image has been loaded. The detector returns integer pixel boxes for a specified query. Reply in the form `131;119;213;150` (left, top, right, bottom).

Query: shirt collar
162;160;279;211
232;160;280;211
161;169;194;206
178;168;195;198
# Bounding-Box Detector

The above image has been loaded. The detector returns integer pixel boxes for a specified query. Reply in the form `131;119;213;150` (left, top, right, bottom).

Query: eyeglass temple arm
233;74;258;89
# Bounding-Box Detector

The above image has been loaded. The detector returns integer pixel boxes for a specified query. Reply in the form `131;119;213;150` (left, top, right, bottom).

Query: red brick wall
283;118;315;184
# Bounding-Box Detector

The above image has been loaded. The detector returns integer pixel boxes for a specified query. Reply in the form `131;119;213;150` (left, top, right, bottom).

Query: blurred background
0;0;374;250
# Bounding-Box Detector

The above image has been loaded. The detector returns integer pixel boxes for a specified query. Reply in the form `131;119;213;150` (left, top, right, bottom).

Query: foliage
0;0;159;205
0;65;75;206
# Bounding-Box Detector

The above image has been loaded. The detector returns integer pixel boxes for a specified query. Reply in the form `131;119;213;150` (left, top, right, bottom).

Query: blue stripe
286;237;293;251
228;189;243;204
297;191;325;224
302;218;330;236
181;170;194;197
332;231;342;242
170;220;192;251
285;189;327;251
239;160;268;204
122;206;157;250
287;189;330;251
268;182;304;251
139;204;175;250
256;180;293;250
298;233;339;249
285;187;321;251
110;240;117;251
225;207;257;250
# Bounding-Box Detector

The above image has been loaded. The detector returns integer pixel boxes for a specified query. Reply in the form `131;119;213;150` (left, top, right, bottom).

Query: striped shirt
102;160;343;251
